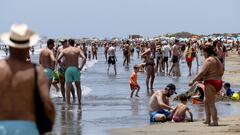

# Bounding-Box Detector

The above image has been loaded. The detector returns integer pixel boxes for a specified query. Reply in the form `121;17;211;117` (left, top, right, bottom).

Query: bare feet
208;123;218;126
203;121;210;125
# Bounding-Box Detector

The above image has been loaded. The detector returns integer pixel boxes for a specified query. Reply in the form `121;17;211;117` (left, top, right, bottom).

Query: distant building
128;35;143;41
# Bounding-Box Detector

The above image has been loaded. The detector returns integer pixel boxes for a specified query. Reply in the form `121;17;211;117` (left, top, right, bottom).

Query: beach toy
231;93;240;101
53;70;59;80
192;98;203;104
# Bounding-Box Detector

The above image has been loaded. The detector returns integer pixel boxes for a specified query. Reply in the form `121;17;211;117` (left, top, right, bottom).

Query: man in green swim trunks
56;39;76;102
39;39;56;90
57;39;86;105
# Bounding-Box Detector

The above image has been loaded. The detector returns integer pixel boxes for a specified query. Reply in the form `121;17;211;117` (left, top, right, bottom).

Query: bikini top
149;51;155;60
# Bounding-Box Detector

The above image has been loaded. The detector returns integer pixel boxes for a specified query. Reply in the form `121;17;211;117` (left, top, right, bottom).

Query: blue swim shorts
150;109;171;122
44;68;54;80
0;120;39;135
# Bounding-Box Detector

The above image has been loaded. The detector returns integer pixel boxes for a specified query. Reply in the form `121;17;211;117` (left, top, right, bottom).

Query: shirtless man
57;39;86;105
56;39;75;102
39;39;56;90
87;44;91;60
136;43;140;58
0;24;55;134
149;83;177;122
107;42;117;75
92;42;98;60
104;42;109;62
81;42;88;59
169;39;181;76
123;40;131;66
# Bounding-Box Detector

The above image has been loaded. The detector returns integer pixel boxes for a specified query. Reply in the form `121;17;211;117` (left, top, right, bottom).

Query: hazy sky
0;0;239;38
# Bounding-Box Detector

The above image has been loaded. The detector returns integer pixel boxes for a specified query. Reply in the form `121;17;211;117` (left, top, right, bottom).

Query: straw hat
0;24;39;49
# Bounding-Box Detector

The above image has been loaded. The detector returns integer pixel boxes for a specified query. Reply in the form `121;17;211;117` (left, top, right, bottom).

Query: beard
166;92;172;97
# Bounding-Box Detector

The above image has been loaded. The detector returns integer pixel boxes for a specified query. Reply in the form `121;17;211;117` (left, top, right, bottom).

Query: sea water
1;44;240;135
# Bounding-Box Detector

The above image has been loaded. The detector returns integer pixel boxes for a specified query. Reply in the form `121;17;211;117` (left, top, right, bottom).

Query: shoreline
109;52;240;135
110;115;240;135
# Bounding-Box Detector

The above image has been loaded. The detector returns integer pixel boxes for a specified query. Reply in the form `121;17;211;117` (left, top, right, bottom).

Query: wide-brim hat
0;24;39;49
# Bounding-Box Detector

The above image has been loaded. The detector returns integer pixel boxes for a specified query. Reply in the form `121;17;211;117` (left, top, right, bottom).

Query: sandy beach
110;52;240;135
110;115;240;135
223;52;240;86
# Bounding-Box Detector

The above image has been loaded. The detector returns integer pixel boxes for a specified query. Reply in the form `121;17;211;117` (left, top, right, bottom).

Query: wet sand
110;52;240;135
223;52;240;86
110;115;240;135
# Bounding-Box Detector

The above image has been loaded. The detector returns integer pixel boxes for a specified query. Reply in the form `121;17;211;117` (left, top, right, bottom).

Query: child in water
129;65;140;98
172;94;193;122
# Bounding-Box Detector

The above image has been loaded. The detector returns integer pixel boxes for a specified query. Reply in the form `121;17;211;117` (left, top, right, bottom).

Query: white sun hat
0;24;39;49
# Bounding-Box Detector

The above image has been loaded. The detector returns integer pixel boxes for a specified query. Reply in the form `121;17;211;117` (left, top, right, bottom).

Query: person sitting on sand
173;82;204;104
149;83;177;122
191;82;205;102
172;94;193;122
129;65;140;98
223;82;234;97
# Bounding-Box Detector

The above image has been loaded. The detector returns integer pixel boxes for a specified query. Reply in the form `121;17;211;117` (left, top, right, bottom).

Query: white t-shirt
87;46;91;52
162;45;171;57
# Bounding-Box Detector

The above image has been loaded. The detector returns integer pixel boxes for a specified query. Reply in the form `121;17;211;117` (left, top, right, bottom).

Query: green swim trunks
65;66;80;83
44;68;53;80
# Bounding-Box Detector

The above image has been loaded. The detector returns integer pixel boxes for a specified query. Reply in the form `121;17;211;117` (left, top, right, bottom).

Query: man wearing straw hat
0;24;55;134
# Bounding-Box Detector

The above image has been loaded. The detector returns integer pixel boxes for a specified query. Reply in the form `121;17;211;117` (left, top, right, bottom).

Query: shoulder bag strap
33;64;38;89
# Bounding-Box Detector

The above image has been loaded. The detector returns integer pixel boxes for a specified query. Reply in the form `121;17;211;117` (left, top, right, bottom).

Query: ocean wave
50;84;93;98
86;59;98;68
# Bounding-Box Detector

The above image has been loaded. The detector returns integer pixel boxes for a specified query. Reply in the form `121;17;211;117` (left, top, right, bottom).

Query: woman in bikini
141;42;156;94
189;45;224;126
123;40;131;67
185;41;195;76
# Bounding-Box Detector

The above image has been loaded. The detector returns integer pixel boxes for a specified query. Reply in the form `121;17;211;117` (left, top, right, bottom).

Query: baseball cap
60;38;67;43
166;83;177;94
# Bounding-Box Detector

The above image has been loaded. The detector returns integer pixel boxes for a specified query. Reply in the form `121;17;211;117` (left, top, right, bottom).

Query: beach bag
34;64;54;134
